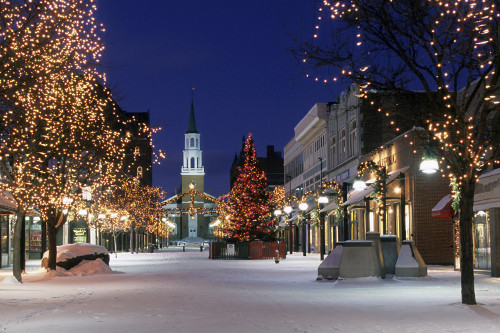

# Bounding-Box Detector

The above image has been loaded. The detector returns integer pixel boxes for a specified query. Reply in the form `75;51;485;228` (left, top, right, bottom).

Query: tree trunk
113;230;118;258
12;210;26;283
129;222;134;254
47;219;58;271
459;177;476;305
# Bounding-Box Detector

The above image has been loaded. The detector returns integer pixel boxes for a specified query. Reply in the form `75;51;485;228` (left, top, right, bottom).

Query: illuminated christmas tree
224;134;275;242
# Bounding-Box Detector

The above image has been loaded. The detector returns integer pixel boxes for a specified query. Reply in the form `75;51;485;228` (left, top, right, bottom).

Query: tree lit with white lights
0;0;129;280
297;0;500;304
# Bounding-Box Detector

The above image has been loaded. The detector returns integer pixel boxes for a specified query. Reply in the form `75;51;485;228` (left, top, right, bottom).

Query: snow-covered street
1;248;500;333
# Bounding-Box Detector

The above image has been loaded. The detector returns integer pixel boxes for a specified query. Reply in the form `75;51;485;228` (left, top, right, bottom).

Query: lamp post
284;205;293;254
342;182;350;241
399;172;406;241
299;202;308;256
273;209;282;240
318;195;328;260
162;217;167;247
318;157;326;260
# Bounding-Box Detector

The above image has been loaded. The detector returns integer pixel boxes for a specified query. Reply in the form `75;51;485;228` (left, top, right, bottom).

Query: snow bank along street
1;248;500;333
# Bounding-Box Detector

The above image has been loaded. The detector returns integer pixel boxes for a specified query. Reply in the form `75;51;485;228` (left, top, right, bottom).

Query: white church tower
181;100;204;180
181;100;205;201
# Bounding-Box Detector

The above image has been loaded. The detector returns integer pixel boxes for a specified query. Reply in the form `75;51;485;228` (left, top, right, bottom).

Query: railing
209;241;286;260
249;241;286;259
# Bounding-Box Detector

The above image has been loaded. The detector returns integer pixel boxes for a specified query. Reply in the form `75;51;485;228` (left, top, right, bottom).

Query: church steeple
181;100;204;188
186;100;198;134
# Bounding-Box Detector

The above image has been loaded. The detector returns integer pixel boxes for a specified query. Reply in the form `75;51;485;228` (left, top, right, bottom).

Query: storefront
333;128;454;265
25;216;43;260
473;168;500;276
0;191;43;267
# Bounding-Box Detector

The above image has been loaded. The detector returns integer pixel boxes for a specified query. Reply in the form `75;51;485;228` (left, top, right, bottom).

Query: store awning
289;212;298;223
0;191;17;214
343;186;373;206
386;166;410;183
319;201;338;213
432;194;455;218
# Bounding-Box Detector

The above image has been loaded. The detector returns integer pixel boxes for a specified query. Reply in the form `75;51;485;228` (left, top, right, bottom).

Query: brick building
350;128;454;264
283;85;454;264
230;139;284;190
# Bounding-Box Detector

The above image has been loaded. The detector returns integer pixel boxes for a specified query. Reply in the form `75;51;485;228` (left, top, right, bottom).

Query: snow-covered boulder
41;243;110;271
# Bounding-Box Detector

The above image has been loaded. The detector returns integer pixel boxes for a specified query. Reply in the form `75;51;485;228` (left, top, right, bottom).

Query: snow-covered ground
1;248;500;333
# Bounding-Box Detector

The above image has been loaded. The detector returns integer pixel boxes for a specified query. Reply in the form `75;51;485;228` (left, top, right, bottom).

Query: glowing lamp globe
419;159;439;174
318;196;328;204
353;179;367;191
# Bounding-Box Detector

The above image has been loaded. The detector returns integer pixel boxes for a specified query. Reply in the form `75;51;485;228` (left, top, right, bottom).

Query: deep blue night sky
96;0;342;197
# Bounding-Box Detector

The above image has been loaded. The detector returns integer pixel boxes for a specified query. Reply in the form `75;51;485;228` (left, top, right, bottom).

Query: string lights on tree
0;0;133;280
222;134;275;242
296;0;500;304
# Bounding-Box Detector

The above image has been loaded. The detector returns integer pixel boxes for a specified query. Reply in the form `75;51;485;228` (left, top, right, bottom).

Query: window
137;166;143;178
330;135;336;168
134;146;140;156
339;128;346;162
349;119;357;157
191;157;195;168
190;138;195;147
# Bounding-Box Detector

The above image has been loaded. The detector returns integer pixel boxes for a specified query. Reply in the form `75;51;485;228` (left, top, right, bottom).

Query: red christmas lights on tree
223;134;275;242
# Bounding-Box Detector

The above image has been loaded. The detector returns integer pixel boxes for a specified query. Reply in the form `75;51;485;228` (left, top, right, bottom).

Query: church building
161;102;218;242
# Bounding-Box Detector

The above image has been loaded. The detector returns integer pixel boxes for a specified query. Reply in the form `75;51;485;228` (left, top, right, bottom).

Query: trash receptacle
148;243;154;253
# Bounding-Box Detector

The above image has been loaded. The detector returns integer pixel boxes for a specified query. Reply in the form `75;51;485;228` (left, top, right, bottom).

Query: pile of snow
0;275;22;284
42;243;108;263
41;243;111;273
50;258;114;277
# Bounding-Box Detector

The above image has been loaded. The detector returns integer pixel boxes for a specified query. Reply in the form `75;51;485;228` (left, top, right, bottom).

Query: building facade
283;85;454;264
472;167;500;276
231;142;284;190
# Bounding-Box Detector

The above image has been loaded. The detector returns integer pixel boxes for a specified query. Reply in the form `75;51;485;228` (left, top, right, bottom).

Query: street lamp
318;194;328;260
274;209;283;241
419;154;439;174
353;179;367;191
299;202;308;256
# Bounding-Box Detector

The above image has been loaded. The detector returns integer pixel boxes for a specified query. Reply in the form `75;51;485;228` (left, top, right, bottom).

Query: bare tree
295;0;500;304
